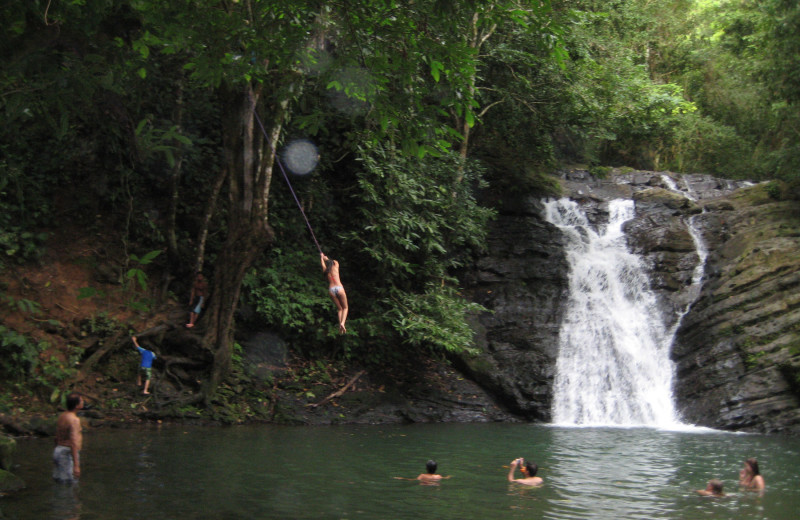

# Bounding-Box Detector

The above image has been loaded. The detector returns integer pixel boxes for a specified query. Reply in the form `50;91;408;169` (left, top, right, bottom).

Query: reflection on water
1;423;798;520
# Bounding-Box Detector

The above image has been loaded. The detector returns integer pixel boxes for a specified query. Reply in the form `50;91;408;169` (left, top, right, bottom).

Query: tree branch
307;370;366;408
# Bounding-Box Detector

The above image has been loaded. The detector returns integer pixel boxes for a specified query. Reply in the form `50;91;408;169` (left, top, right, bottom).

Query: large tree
131;1;331;402
131;0;529;402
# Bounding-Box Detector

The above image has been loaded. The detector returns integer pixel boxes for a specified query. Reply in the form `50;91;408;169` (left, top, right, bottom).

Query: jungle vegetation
2;0;798;407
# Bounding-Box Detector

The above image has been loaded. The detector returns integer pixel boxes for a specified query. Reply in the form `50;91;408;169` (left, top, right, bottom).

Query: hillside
2;222;178;427
1;222;511;432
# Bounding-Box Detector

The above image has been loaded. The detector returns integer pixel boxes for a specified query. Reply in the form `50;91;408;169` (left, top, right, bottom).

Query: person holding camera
507;457;543;486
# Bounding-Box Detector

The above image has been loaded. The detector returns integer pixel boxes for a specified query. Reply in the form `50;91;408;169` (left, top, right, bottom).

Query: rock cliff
458;195;569;421
671;183;800;433
461;169;800;433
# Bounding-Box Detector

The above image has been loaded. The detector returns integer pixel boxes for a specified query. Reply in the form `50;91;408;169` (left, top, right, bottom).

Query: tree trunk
166;80;184;272
198;81;287;403
456;12;496;182
193;166;227;275
200;223;269;403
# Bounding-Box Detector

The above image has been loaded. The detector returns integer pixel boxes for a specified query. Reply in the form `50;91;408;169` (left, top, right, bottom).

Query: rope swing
252;109;323;255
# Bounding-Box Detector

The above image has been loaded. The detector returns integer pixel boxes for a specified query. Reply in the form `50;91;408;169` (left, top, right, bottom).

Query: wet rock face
457;197;569;421
671;192;800;433
462;169;800;433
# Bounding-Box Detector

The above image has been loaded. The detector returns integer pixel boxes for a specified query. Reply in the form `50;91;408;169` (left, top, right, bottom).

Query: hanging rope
252;109;323;255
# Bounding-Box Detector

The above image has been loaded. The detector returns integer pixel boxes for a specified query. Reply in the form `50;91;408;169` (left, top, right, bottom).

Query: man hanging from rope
321;252;348;334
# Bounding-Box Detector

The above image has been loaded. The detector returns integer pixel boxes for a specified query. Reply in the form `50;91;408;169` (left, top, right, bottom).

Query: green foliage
0;227;48;267
206;342;275;424
81;312;122;338
243;249;329;337
77;286;107;301
383;284;484;355
126;249;161;291
0;158;49;266
350;145;493;283
0;325;45;379
0;324;77;404
342;145;493;357
2;294;41;315
646;0;800;183
765;181;783;201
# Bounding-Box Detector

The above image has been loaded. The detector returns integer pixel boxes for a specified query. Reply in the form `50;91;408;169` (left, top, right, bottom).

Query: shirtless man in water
53;393;83;482
507;458;543;486
321;252;348;334
416;460;450;483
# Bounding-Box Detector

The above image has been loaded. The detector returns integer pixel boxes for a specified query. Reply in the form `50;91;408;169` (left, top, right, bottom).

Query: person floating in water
321;252;348;334
696;478;725;497
392;459;450;484
739;458;765;491
507;457;543;486
186;272;208;328
417;460;450;483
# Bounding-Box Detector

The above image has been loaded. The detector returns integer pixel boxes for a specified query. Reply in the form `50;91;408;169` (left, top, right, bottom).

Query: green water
2;423;797;519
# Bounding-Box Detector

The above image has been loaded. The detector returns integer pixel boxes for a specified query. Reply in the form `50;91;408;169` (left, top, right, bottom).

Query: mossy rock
25;416;57;437
0;435;15;471
0;468;25;493
633;187;701;213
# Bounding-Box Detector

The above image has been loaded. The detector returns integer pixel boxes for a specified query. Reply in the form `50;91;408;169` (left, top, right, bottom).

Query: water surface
2;423;797;519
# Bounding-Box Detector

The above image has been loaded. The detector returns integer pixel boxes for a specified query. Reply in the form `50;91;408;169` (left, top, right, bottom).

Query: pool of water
2;423;797;519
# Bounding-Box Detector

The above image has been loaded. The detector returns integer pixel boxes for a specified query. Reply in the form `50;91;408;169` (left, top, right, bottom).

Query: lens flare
282;139;319;175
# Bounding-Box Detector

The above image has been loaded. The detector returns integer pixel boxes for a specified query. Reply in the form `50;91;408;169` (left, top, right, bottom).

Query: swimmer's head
707;479;723;495
66;393;82;411
521;460;538;477
744;458;760;476
426;460;437;474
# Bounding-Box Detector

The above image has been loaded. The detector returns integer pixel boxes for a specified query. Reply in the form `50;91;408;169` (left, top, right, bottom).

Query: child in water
696;479;724;497
321;252;348;334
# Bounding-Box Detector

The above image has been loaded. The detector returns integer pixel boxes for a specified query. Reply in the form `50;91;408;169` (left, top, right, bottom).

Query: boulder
0;468;25;494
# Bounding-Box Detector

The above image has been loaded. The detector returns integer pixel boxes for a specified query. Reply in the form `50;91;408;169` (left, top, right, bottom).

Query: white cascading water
661;175;708;315
545;198;679;427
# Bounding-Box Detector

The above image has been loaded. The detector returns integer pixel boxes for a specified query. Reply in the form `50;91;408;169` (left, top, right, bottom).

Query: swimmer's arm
507;459;518;482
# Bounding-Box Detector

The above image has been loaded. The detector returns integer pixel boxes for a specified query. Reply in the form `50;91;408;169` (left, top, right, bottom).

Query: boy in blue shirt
131;336;156;395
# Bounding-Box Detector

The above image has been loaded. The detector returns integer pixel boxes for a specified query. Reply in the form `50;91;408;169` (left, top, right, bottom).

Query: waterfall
661;174;708;313
545;198;679;427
